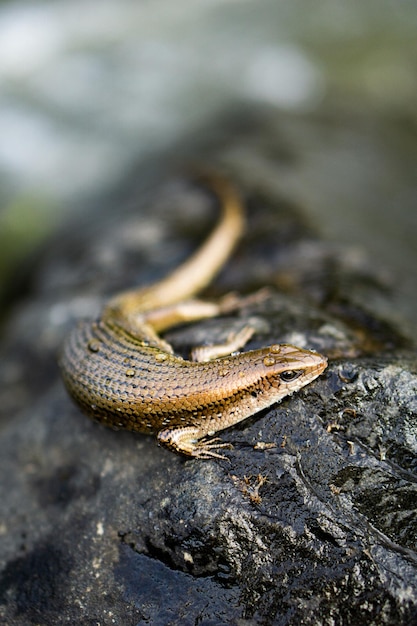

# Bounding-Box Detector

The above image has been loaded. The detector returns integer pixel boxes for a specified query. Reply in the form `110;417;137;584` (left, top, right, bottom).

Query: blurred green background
1;0;416;327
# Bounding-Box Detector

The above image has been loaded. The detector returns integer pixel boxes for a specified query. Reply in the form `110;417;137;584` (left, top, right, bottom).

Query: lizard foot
157;427;232;460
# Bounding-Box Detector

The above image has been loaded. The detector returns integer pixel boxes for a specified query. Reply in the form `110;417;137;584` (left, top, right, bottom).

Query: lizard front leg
157;426;232;460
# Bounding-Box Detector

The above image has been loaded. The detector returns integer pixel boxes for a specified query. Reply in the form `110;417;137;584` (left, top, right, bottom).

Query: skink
59;175;327;459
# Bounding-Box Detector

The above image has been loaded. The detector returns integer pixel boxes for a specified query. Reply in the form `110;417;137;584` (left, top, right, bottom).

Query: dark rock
0;149;416;625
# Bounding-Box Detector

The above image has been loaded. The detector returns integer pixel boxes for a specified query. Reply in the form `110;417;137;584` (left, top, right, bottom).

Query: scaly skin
59;175;327;458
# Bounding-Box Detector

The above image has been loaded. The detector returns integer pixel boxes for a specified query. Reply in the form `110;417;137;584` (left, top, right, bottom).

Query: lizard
58;174;327;459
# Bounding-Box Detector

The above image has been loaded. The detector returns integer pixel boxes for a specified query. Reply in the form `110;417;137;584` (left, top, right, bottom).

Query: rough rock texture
0;146;416;625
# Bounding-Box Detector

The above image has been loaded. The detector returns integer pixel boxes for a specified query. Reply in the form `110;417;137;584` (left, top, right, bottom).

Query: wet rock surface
0;147;416;625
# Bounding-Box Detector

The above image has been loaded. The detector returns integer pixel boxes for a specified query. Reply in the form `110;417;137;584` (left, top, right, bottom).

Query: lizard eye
279;370;303;382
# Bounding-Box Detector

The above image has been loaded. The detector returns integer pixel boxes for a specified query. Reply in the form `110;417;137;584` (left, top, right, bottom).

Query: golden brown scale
59;175;327;459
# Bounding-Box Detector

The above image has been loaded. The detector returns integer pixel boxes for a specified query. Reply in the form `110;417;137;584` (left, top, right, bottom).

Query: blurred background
0;0;416;328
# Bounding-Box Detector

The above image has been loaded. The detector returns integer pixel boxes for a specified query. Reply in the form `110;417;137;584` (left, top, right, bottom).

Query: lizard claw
192;437;233;460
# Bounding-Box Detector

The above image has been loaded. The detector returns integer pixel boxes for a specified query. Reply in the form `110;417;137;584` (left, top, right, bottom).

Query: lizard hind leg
157;426;232;460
